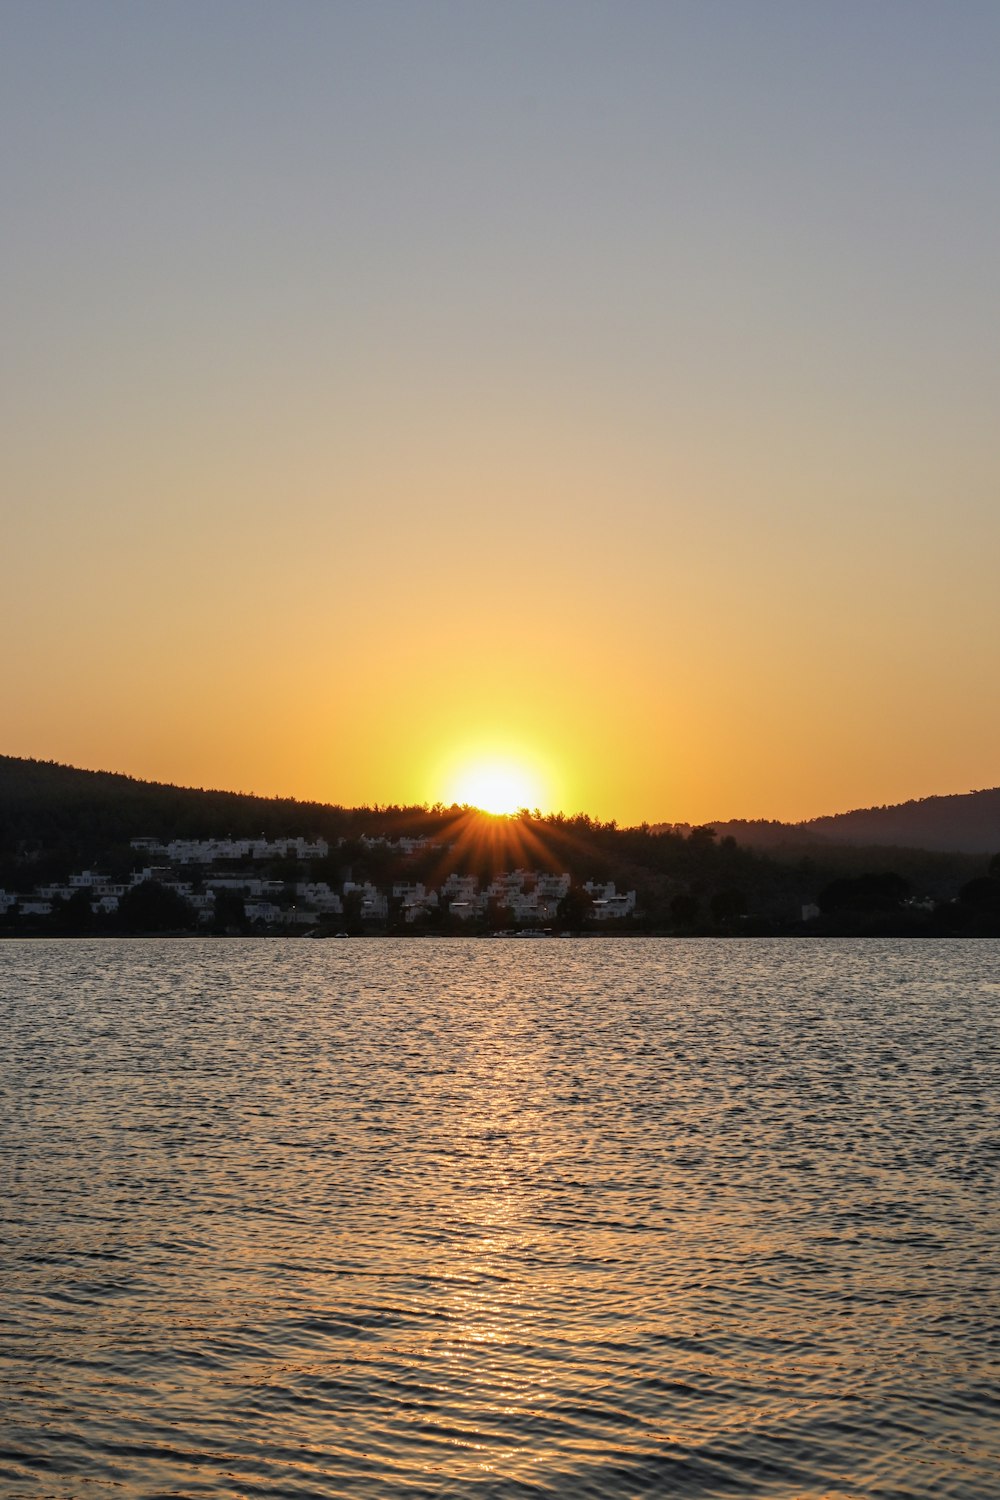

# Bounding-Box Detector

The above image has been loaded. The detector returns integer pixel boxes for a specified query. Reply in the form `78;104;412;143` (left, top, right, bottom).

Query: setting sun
449;759;541;816
434;735;557;817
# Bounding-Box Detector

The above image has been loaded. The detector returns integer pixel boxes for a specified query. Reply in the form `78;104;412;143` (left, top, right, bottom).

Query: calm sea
1;938;998;1499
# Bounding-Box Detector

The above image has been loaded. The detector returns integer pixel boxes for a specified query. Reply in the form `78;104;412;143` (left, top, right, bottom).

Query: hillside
0;754;805;928
5;755;1000;861
664;787;1000;855
0;754;358;855
804;788;1000;852
3;755;998;935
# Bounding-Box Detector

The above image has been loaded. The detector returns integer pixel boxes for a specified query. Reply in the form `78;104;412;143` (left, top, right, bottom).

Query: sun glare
449;759;542;816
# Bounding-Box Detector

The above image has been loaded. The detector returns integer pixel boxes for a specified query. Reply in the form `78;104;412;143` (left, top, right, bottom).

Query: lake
1;937;998;1497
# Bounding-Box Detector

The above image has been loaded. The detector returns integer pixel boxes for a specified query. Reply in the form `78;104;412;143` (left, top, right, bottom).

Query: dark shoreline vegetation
4;755;1000;939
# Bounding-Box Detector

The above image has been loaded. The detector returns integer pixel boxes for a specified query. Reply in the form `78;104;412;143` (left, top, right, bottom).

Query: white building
480;869;571;924
36;884;75;901
392;882;439;922
18;898;53;917
296;881;344;915
69;871;125;894
163;836;329;865
245;900;282;925
343;881;388;920
131;866;175;886
585;882;637;920
279;908;319;927
206;876;267;896
448;900;480;921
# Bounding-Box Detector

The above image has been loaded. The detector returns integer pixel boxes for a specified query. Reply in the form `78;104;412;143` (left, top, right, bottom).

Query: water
1;937;998;1498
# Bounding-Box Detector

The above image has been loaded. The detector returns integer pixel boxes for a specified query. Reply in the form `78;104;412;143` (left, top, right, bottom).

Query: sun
449;758;542;816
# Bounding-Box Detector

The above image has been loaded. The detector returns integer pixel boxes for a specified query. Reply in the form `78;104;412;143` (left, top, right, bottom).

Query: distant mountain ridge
661;786;1000;855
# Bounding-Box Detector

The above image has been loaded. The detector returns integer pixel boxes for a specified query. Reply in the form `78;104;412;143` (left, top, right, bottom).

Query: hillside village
4;757;1000;937
0;833;636;932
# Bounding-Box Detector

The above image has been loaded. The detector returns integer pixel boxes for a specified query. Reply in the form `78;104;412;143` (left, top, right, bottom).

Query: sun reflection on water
3;938;998;1497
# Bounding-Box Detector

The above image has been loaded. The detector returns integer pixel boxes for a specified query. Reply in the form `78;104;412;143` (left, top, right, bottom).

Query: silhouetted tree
958;876;1000;912
486;897;515;931
118;881;196;933
710;889;748;924
52;887;95;934
670;892;699;926
817;872;910;914
213;890;246;932
341;889;364;934
557;885;594;929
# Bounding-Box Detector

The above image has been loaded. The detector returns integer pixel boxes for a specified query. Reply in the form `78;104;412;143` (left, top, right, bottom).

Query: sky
3;0;999;824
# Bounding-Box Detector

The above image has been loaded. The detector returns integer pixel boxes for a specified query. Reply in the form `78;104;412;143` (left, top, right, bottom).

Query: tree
670;892;699;927
486;897;515;931
817;872;910;914
52;887;95;934
341;888;364;934
958;876;1000;912
213;890;246;933
118;881;196;933
557;885;594;929
710;889;748;924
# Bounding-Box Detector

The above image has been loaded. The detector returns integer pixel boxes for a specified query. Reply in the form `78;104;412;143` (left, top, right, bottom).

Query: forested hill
668;787;1000;855
0;755;351;853
0;754;807;914
3;755;997;934
6;756;1000;860
0;755;460;856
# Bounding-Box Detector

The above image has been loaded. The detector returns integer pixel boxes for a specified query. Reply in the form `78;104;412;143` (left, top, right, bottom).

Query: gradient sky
4;1;999;824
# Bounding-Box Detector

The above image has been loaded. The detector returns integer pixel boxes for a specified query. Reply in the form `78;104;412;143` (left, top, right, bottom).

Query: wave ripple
1;937;998;1498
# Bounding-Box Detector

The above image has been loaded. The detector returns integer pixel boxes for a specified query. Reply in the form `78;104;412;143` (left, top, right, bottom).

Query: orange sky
4;4;1000;825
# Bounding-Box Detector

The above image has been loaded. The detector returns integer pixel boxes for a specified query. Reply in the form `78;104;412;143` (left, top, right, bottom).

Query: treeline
1;755;997;936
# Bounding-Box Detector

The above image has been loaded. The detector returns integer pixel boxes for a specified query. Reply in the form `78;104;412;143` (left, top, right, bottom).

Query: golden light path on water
1;937;999;1497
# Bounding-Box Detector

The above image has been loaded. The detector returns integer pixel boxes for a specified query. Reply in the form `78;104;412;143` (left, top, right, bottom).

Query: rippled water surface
2;938;999;1498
